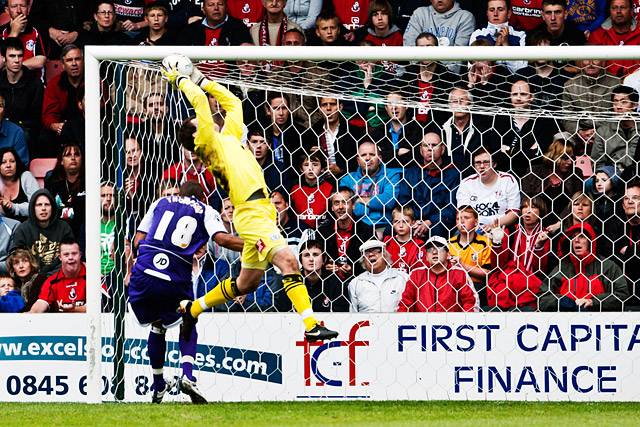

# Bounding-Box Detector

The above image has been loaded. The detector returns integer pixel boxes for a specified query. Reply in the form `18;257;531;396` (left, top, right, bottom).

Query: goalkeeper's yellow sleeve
177;78;218;162
200;80;244;141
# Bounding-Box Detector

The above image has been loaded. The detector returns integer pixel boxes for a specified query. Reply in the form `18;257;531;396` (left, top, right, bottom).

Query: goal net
63;46;640;402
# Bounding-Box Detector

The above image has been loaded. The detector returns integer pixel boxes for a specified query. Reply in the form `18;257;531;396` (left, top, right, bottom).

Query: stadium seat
29;157;57;188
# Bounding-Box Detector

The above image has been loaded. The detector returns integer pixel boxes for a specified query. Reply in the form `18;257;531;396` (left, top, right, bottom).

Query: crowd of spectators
3;0;640;314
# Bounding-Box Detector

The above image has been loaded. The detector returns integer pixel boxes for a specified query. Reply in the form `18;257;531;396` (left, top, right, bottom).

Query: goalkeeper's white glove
190;66;209;88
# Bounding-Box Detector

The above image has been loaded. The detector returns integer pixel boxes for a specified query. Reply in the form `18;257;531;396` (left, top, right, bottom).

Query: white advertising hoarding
1;313;639;402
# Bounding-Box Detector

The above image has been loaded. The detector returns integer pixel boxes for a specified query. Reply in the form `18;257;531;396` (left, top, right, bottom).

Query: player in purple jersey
129;181;242;404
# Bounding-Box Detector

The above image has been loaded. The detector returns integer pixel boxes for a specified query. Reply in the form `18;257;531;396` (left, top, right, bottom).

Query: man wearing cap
591;85;640;174
348;239;408;313
398;235;479;312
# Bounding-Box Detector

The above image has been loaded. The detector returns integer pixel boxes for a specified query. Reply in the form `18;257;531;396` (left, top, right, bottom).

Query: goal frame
84;45;640;403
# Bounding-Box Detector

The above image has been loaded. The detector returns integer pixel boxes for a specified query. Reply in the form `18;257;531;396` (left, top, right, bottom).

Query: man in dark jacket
74;1;131;48
247;129;289;192
10;188;74;275
179;0;252;46
0;37;43;152
302;97;358;179
30;0;91;59
611;180;640;309
313;187;375;284
400;132;460;240
262;92;302;175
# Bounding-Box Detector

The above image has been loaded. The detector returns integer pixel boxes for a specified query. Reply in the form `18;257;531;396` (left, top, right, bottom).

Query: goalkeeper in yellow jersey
162;56;338;342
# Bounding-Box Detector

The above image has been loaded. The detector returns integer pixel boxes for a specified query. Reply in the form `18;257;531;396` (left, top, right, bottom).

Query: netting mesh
98;56;640;398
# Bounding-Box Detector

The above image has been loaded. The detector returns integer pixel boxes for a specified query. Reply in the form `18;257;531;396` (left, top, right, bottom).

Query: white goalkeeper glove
190;65;209;88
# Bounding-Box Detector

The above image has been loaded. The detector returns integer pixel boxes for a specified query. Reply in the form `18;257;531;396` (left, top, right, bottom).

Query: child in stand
449;205;494;308
290;152;334;229
383;206;424;273
353;0;403;75
355;0;403;47
488;196;551;311
0;274;24;313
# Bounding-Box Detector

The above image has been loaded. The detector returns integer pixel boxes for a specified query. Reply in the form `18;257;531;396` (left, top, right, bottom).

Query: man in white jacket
348;239;408;312
403;0;475;48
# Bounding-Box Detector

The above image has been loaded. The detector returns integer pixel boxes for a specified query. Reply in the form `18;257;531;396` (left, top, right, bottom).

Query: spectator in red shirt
397;235;479;312
162;146;217;201
383;206;424;274
179;0;252;46
1;0;46;74
290;152;334;229
41;44;83;157
489;196;550;311
354;0;403;47
509;0;543;32
588;0;640;77
30;239;86;313
227;0;263;27
179;0;253;77
332;0;370;30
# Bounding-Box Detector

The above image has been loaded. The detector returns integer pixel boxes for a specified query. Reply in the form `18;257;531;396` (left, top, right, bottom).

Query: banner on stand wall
1;313;638;402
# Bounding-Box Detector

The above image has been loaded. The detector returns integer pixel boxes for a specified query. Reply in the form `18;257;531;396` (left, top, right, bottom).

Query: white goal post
77;45;640;403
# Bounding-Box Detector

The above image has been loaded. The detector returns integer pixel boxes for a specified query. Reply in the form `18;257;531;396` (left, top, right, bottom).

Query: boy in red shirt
384;206;424;273
290;152;334;228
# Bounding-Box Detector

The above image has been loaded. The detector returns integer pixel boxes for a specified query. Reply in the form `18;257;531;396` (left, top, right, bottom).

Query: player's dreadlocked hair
177;115;197;152
179;181;205;201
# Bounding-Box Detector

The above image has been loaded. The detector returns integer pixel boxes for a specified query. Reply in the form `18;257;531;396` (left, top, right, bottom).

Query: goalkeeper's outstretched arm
176;78;218;161
188;64;243;141
199;80;244;141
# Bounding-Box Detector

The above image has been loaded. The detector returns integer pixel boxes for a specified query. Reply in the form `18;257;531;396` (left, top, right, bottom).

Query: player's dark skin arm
133;232;146;255
213;233;244;252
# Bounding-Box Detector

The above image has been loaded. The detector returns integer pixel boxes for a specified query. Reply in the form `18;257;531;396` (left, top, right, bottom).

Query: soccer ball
161;54;194;76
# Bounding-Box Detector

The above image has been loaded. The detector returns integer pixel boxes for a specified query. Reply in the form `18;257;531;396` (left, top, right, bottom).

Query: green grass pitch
2;401;639;426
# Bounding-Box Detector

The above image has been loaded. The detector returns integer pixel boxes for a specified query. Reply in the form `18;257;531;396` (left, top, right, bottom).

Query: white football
162;54;194;76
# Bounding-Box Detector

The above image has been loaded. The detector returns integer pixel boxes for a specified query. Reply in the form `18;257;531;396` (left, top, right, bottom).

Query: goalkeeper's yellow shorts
233;198;288;270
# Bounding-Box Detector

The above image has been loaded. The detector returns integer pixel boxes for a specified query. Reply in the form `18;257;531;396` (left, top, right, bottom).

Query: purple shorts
128;271;193;328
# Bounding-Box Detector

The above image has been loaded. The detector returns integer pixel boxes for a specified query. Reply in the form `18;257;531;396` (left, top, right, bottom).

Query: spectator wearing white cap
348;239;408;313
398;235;479;312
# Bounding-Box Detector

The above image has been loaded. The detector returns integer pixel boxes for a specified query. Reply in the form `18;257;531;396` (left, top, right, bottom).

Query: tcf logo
296;321;369;387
